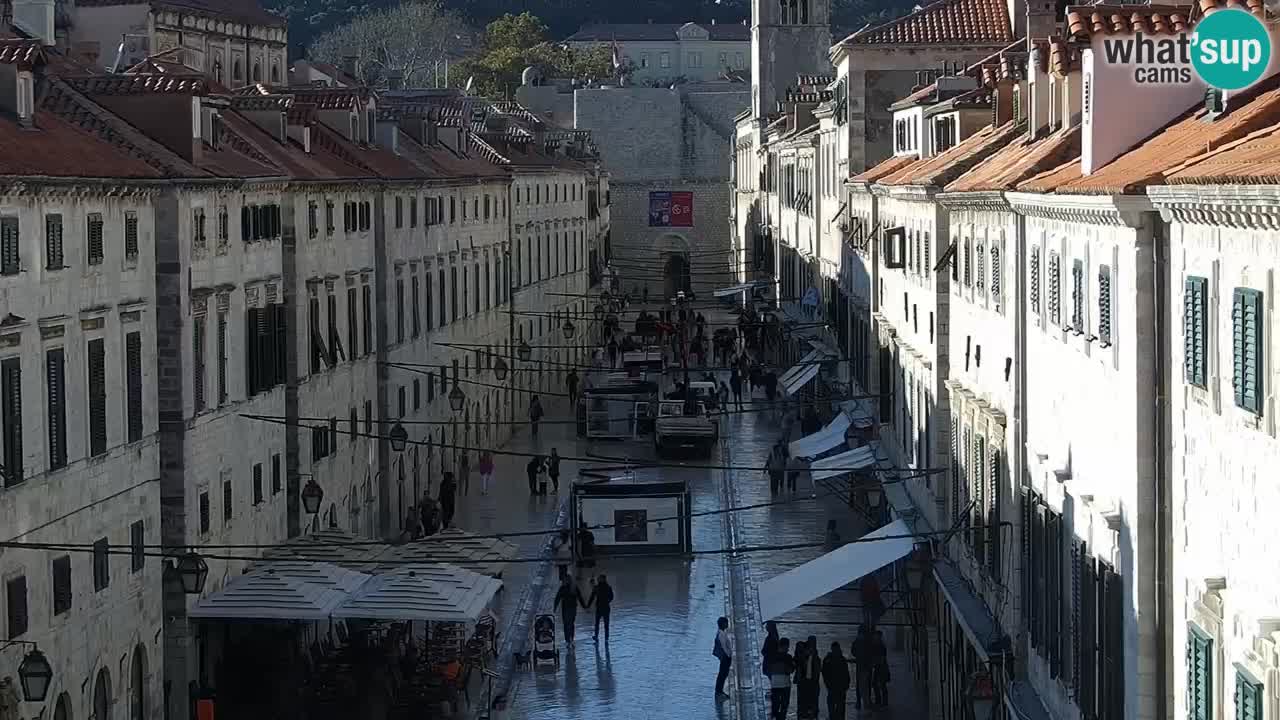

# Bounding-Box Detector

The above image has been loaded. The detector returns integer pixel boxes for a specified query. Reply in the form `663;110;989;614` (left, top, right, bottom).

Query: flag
611;40;622;70
464;75;474;94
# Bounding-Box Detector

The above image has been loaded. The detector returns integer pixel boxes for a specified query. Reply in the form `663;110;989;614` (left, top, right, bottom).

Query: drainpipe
1011;208;1030;682
1152;215;1171;720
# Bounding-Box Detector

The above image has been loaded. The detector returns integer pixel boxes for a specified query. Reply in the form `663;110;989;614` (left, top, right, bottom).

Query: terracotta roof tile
0;39;43;65
1165;121;1280;184
1048;37;1075;76
1024;75;1280;193
287;87;369;110
842;0;1012;46
888;41;1021;110
945;126;1082;192
64;73;207;95
1197;0;1266;17
852;154;921;182
883;121;1024;186
1065;4;1194;41
296;60;360;88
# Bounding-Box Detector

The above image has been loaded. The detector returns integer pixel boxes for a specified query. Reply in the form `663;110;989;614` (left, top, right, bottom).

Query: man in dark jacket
438;472;457;529
822;642;851;720
584;574;615;641
851;625;873;710
552;576;584;646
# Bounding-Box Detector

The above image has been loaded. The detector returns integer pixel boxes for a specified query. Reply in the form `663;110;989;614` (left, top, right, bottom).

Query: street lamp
562;318;576;340
301;478;324;516
388;422;408;452
865;485;883;510
493;356;509;381
448;385;467;413
594;303;605;321
172;550;209;595
904;553;928;592
517;339;533;362
17;648;53;702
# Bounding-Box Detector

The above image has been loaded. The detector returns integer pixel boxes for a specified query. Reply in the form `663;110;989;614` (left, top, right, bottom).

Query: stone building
565;21;751;85
519;75;740;299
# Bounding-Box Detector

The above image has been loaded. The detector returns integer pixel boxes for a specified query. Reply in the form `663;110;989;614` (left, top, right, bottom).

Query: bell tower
751;0;833;119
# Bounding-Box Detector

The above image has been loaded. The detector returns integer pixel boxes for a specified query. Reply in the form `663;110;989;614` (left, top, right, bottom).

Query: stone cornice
937;190;1010;212
0;179;163;198
1005;192;1153;227
884;185;935;202
1148;184;1280;230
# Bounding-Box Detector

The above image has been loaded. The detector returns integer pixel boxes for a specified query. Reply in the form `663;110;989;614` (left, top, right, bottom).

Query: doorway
663;253;691;300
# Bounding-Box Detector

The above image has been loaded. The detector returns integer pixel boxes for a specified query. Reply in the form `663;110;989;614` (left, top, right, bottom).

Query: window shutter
216;312;228;405
1235;671;1261;720
987;448;1000;573
975;243;986;293
1047;510;1062;677
1232;288;1264;414
241;206;251;242
990;244;1002;302
52;557;71;615
192;316;206;412
87;338;107;456
1081;557;1098;718
5;575;27;638
46;348;66;471
246;308;260;395
1072;260;1085;330
125;331;142;443
124;211;139;259
1098;266;1113;345
1189;629;1213;720
45;214;63;269
1104;566;1125;720
1071;540;1084;689
1031;248;1042;314
972;434;985;553
273;305;287;386
1022;490;1034;631
1;217;20;275
1048;252;1061;322
1;357;22;485
1185;277;1208;386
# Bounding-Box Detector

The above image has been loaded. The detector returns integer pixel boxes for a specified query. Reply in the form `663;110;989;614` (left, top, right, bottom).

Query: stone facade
564;21;751;86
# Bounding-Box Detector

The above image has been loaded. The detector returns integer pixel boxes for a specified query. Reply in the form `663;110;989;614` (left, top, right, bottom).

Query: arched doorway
93;667;112;720
663;253;691;299
54;692;72;720
130;644;147;720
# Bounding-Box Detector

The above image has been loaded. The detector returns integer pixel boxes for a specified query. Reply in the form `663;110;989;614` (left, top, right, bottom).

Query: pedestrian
548;448;562;493
438;471;457;530
404;506;422;541
584;574;614;641
749;364;763;396
852;625;872;710
529;395;544;438
420;493;440;536
714;616;734;699
717;381;730;410
763;371;779;417
567;369;580;404
575;523;597;582
871;630;889;707
552;529;572;581
553;576;584;647
729;367;744;410
765;449;785;495
823;642;851;720
796;634;821;719
761;620;780;677
861;573;884;628
478;450;495;495
607;338;620;368
458;451;471;496
825;519;842;550
767;638;795;720
642;285;649;305
786;453;804;495
526;456;541;495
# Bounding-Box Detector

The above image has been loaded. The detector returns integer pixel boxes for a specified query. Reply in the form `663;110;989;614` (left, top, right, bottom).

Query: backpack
712;635;727;659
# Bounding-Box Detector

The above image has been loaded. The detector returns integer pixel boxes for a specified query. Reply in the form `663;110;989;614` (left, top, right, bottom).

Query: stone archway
655;233;692;301
130;644;148;720
93;668;112;720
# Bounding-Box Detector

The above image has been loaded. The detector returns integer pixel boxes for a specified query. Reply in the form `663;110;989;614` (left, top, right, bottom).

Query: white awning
188;562;371;621
778;349;824;389
713;280;769;298
333;563;502;623
789;412;852;459
374;529;518;578
809;445;876;483
758;519;915;621
783;362;821;396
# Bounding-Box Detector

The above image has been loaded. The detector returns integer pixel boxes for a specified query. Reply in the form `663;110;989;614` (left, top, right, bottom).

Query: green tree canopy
456;12;614;97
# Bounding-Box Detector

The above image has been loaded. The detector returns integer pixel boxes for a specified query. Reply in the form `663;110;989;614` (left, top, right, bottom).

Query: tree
308;1;473;88
456;12;614;98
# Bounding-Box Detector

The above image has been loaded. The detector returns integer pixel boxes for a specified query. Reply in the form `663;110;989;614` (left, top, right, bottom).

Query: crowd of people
756;621;892;720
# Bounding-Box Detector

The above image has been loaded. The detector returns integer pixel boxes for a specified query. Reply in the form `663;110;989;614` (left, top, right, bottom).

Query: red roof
1164;121;1280;184
840;0;1012;46
0;102;163;178
0;39;42;66
852;154;921;182
1065;4;1193;41
881;121;1023;187
945;126;1081;192
64;73;208;95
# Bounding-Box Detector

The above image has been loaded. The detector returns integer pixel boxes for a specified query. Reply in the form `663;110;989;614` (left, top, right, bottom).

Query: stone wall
610;181;733;299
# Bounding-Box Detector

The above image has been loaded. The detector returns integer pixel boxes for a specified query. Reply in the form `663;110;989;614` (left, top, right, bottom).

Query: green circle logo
1191;9;1272;90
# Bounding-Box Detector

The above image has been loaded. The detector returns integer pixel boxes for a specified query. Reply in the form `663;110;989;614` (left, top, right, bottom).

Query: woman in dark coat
795;635;822;719
438;471;457;529
822;642;851;720
761;621;780;677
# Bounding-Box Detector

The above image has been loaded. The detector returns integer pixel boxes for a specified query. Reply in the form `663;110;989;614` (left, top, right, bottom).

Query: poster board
648;191;694;227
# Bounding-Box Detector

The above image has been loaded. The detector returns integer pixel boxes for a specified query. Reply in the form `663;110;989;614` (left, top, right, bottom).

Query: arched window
93;668;112;720
801;0;809;23
270;62;280;83
54;693;72;720
131;644;148;720
232;58;242;83
252;62;262;83
212;59;222;84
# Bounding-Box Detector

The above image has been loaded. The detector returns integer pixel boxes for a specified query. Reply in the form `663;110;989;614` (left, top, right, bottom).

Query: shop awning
374;529;518;578
933;558;1010;660
840;399;877;430
758;519;915;621
333;563;502;623
783;362;821;396
258;529;384;571
713;280;770;298
188;562;371;621
808;445;876;483
789;412;852;459
778;349;824;389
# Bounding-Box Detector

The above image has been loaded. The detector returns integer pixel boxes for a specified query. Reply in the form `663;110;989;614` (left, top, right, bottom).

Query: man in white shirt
714;616;734;699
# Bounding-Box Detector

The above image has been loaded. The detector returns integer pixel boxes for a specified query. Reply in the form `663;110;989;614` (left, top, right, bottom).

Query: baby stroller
532;614;559;667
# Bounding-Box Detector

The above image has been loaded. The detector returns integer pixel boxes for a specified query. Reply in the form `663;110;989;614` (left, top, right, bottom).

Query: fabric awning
783;362;821;396
258;529;384;571
374;529;518;578
809;445;876;482
333;563;502;623
713;280;770;298
840;399;877;429
758;519;915;621
789;412;852;459
778;349;824;389
188;562;370;621
933;558;1009;660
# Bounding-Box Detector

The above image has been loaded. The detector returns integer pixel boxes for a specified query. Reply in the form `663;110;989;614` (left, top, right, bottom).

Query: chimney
387;70;404;91
711;18;716;24
13;0;55;46
0;65;36;127
993;79;1014;125
341;55;357;79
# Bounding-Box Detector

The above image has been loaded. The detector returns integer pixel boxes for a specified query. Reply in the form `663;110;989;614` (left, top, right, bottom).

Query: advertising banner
648;191;694;227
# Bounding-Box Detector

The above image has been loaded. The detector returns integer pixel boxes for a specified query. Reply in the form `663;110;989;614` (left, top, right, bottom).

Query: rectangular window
1188;627;1213;720
124;331;143;445
410;197;418;227
1071;259;1085;331
1030;247;1041;314
1098;265;1113;346
1232;287;1265;415
364;400;372;434
44;214;64;269
87;212;104;264
216;310;228;405
660;52;671;68
252;462;263;505
326;200;335;235
347;287;358;363
92;537;109;591
130;520;145;572
441;268;450;325
308;200;318;239
52;557;71;615
223;478;233;521
0;217;18;275
1;358;20;486
217;206;228;245
990;244;1002;305
46;348;66;471
395;196;404;228
411;275;421;338
425;271;434;331
309;296;325;374
271;453;281;495
398;385;406;417
87;338;107;457
1235;669;1262;720
413;378;421;410
1048;251;1061;324
199;491;210;534
362;284;372;356
5;576;27;637
396;278;406;343
124;211;138;260
1185;276;1209;387
192;316;206;413
327;293;344;366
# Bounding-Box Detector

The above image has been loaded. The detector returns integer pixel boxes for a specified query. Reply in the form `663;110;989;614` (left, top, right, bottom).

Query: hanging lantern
389;422;409;453
18;648;53;702
449;385;467;413
493;356;509;381
301;478;324;515
517;340;533;362
562;318;576;340
174;550;209;595
865;485;883;509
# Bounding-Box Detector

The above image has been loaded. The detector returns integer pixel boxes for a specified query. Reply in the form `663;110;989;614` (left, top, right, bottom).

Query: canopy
333;563;502;623
840;399;877;430
778;349;824;389
757;519;915;621
809;445;876;483
789;412;852;459
374;529;518;578
713;280;770;298
258;529;383;571
188;562;370;621
783;363;821;397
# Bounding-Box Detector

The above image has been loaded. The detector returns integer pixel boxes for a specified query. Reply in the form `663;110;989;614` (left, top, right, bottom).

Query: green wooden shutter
1186;278;1208;386
46;348;66;471
125;331;142;443
1188;627;1214;720
2;357;22;485
87;338;107;457
1231;289;1264;414
1235;670;1261;720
